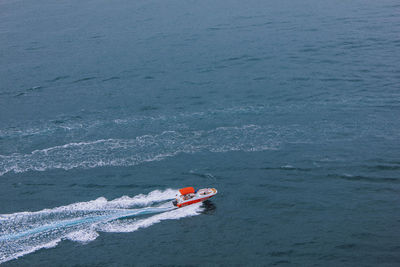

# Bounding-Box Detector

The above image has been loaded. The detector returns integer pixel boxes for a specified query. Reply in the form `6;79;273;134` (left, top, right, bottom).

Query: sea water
0;0;399;265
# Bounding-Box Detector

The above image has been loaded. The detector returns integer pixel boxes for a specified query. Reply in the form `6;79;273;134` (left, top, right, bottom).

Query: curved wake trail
0;189;202;264
0;125;279;176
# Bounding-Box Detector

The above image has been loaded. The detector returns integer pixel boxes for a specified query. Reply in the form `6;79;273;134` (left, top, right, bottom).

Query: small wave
0;189;202;264
261;165;313;172
0;125;278;176
46;75;70;82
327;174;400;184
364;164;400;171
187;170;216;180
72;77;97;83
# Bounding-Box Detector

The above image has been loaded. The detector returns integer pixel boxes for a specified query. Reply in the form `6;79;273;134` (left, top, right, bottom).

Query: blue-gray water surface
1;0;400;265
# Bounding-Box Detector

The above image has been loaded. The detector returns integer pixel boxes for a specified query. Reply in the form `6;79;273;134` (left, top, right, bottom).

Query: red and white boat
173;187;217;208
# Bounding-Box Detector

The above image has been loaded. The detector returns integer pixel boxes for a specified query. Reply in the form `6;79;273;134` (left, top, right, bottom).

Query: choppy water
1;0;400;265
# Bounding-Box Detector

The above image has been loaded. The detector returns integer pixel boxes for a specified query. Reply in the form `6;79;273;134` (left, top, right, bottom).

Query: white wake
0;189;202;264
0;125;279;176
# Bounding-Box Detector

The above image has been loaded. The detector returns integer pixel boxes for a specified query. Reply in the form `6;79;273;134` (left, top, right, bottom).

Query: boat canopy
179;187;195;195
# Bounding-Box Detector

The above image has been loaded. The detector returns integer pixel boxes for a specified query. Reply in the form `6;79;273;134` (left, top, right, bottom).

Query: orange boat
172;187;218;208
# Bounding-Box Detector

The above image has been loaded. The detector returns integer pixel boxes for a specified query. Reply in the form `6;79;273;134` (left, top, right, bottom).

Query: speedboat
172;187;217;208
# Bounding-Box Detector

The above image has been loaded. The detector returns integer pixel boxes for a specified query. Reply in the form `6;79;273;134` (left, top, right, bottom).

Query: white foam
0;189;203;264
99;203;202;233
66;229;99;243
0;238;62;264
0;125;279;176
0;189;177;218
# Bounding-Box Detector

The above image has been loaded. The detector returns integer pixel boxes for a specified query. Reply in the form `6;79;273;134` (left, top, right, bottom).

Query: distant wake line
0;189;202;264
0;125;279;176
0;105;266;139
